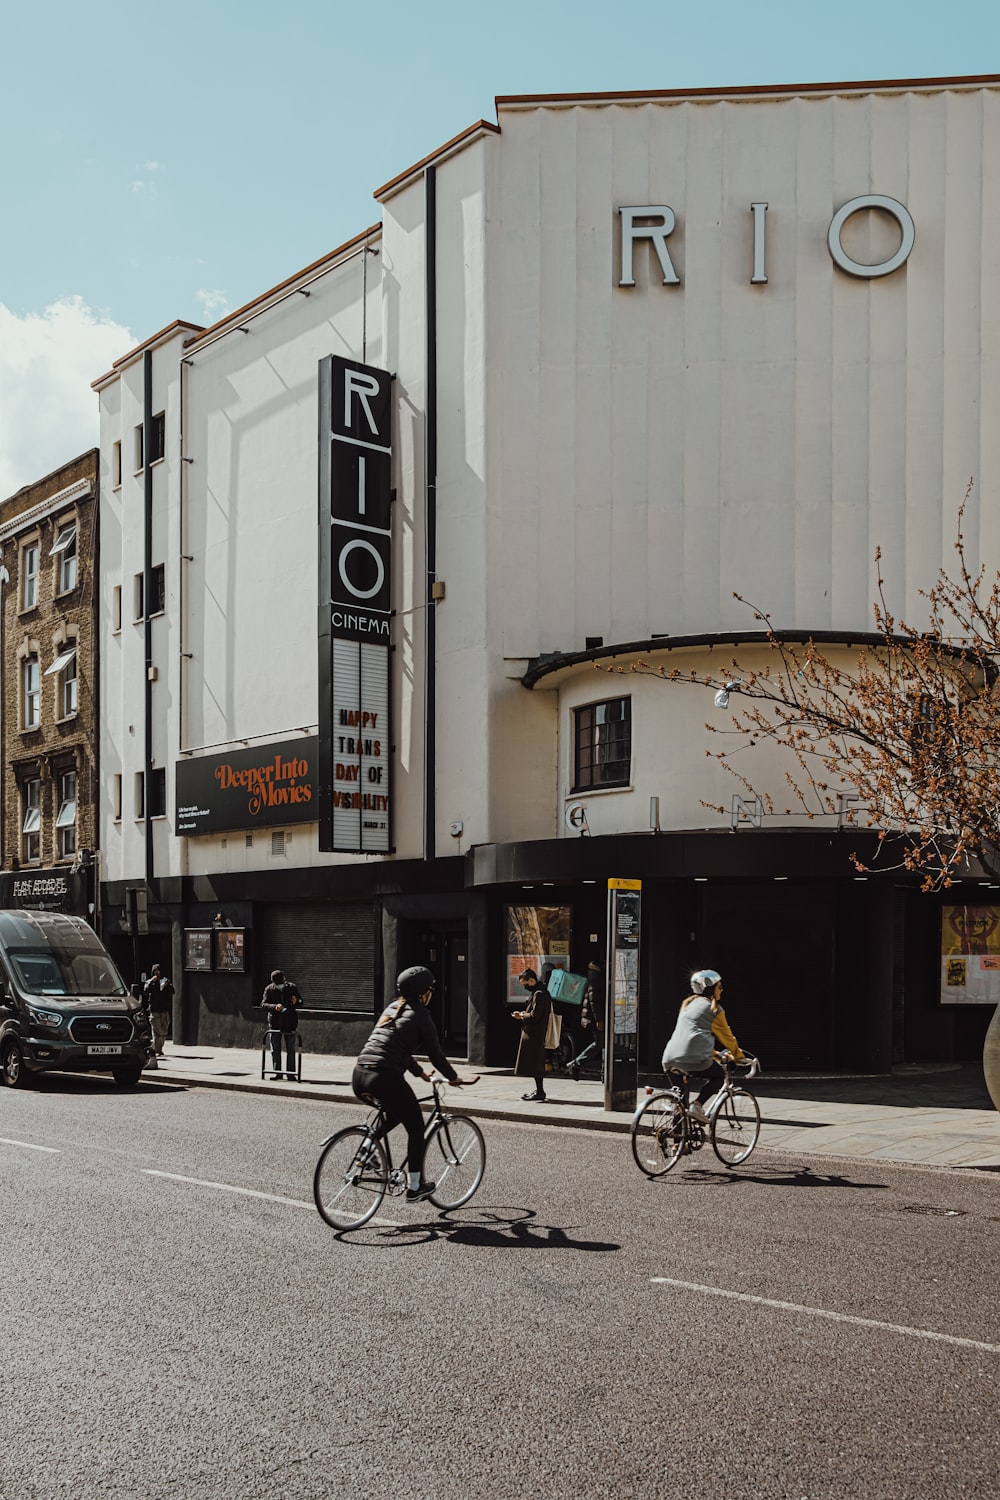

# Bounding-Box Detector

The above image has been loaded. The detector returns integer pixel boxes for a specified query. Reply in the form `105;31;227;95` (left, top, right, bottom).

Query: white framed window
112;440;122;488
22;655;40;729
46;644;78;718
112;585;122;633
133;424;144;473
113;773;122;822
51;521;77;593
22;779;41;863
21;541;39;610
56;770;76;858
149;767;166;818
134;772;145;820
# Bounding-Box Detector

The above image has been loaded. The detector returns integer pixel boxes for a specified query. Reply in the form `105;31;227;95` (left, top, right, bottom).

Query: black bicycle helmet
396;965;436;1000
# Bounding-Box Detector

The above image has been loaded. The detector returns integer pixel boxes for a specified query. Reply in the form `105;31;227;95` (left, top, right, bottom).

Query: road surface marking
143;1169;313;1210
651;1277;1000;1355
0;1136;61;1154
143;1169;405;1227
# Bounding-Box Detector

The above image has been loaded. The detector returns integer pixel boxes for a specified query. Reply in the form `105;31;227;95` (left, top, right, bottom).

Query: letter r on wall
343;370;381;434
619;206;680;287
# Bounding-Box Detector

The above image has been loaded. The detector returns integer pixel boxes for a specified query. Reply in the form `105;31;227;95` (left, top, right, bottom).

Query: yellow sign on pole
607;878;642;891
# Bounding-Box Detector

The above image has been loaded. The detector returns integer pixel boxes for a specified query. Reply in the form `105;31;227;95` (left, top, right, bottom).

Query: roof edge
374;119;501;202
92;320;204;390
521;629;986;688
184;222;383;351
495;74;1000;111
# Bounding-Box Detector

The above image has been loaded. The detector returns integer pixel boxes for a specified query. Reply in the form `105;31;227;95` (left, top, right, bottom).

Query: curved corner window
573;697;631;790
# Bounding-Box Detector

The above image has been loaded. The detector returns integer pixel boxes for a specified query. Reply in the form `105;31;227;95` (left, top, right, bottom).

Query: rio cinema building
94;76;1000;1072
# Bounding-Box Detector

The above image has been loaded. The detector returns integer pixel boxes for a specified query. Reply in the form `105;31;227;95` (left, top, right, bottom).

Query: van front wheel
2;1039;33;1089
111;1065;143;1089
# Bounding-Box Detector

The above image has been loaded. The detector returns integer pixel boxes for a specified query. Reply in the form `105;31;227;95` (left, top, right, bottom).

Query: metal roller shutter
259;902;375;1013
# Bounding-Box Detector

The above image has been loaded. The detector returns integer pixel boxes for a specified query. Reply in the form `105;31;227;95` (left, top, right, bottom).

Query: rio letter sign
318;354;393;853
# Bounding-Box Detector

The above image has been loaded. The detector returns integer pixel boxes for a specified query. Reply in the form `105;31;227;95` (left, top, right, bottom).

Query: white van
0;910;148;1089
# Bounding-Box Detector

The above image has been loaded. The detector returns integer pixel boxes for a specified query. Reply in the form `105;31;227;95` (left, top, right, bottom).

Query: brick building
0;451;99;915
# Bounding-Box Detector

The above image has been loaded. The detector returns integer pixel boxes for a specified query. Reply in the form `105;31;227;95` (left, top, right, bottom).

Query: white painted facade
96;76;1000;880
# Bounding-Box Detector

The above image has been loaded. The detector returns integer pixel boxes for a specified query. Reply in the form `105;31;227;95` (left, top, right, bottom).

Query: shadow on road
673;1164;889;1191
345;1204;622;1252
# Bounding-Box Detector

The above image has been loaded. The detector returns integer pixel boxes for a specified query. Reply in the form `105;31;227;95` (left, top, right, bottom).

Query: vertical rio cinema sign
318;354;393;853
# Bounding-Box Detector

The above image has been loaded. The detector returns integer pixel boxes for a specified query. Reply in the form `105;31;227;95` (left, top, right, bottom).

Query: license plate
87;1044;123;1056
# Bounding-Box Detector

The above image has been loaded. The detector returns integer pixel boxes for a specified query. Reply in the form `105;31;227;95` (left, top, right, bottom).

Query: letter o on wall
337;537;385;600
827;195;915;279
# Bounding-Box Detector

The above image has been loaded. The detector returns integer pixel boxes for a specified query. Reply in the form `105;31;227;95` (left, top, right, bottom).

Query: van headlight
26;1004;63;1031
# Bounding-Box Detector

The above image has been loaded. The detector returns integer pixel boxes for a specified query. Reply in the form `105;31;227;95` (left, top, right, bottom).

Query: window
22;779;41;863
112;585;122;632
22;655;40;729
573;697;632;791
51;521;77;593
46;645;78;718
113;773;122;822
149;768;166;818
112;440;122;488
134;564;165;620
149;411;165;464
134;773;145;820
21;542;39;609
134;413;165;470
56;771;76;858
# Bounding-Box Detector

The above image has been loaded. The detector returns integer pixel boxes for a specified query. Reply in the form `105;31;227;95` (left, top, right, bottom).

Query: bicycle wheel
425;1116;486;1209
313;1126;388;1229
710;1088;761;1166
631;1092;685;1177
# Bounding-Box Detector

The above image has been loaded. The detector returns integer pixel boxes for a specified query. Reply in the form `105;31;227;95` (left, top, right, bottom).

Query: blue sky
1;0;999;493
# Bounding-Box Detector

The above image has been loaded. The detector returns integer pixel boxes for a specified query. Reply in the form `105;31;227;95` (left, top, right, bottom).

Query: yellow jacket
711;1005;745;1062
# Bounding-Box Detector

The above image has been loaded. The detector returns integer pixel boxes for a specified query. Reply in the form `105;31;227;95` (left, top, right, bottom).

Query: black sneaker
406;1181;436;1202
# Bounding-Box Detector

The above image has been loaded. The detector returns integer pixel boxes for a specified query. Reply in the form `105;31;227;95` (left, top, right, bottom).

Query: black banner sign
319;354;393;852
0;867;93;919
175;737;319;836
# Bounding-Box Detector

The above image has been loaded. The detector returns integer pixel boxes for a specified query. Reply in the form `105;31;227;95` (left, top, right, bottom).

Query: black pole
143;350;154;889
423;165;437;864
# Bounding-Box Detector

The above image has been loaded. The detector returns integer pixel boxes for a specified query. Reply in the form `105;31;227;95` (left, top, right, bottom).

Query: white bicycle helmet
690;969;722;994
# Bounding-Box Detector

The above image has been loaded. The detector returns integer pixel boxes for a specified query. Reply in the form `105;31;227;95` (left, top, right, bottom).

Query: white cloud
0;296;133;499
196;288;229;320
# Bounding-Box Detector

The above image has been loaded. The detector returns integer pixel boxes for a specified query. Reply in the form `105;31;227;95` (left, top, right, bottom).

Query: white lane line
143;1169;313;1211
651;1277;1000;1356
142;1169;405;1228
0;1136;61;1154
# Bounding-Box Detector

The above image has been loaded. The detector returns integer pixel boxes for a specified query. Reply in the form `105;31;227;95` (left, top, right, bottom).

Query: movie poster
940;905;1000;1005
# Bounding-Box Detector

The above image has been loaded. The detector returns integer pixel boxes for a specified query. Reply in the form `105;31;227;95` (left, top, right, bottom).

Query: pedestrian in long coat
512;967;552;1102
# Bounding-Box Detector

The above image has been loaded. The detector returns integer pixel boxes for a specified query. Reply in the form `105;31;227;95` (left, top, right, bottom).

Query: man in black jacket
261;969;302;1079
353;966;477;1200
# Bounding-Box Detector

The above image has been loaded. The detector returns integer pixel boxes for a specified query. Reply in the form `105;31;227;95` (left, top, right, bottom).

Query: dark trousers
686;1058;726;1104
353;1065;425;1173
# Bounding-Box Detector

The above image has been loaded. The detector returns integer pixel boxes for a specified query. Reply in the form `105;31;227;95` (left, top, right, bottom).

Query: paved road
2;1074;999;1500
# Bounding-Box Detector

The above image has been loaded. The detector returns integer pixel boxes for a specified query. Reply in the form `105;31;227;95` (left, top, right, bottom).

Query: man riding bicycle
353;966;478;1201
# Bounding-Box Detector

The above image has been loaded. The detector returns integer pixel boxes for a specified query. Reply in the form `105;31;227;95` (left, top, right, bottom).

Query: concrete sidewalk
143;1042;1000;1173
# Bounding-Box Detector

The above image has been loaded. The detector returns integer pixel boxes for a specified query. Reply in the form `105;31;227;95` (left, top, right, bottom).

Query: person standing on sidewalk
512;967;552;1102
261;969;302;1079
142;964;174;1058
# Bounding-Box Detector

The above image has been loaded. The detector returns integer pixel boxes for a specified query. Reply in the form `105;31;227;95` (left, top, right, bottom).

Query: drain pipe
423;165;438;864
143;350;154;888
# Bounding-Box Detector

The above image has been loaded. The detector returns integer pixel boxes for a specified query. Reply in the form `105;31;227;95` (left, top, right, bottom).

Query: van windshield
6;945;128;998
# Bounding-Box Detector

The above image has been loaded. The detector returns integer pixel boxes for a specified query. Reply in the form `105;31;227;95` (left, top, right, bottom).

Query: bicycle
630;1055;762;1176
313;1077;486;1230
